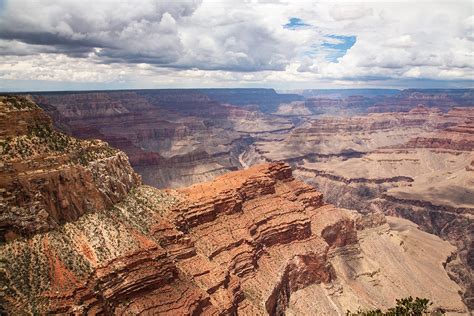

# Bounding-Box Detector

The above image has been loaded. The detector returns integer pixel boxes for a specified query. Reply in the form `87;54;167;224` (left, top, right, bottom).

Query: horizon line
2;87;474;94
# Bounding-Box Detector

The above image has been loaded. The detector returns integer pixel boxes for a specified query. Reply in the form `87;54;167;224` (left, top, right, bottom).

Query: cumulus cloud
291;1;474;83
0;1;200;61
329;5;373;21
0;0;304;71
0;0;472;90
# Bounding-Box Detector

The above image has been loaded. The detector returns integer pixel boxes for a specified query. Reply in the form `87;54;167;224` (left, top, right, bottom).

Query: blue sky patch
283;17;311;30
305;34;357;62
322;35;357;51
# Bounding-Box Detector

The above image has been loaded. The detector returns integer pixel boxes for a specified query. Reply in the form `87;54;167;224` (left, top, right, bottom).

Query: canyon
1;90;472;314
0;95;468;314
1;0;472;314
26;89;474;310
31;90;295;189
242;104;474;309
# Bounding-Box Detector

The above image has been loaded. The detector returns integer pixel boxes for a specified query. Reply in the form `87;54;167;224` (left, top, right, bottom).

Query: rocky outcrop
1;159;467;315
0;96;141;240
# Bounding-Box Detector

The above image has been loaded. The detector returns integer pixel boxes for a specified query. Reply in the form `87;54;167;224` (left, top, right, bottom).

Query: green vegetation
0;137;12;154
1;96;118;164
2;124;73;158
107;186;180;236
2;119;117;163
71;145;117;166
2;96;38;111
29;124;72;153
346;297;444;316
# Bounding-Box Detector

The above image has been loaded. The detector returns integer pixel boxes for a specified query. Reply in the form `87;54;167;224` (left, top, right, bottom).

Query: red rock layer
404;108;474;151
1;159;364;315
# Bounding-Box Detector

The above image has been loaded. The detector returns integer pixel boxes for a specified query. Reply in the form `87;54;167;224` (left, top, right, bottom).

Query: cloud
0;0;472;90
0;0;200;61
329;5;372;21
293;1;474;82
0;0;310;72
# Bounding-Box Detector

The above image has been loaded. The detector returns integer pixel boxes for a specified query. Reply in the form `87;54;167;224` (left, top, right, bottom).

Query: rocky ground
0;96;469;314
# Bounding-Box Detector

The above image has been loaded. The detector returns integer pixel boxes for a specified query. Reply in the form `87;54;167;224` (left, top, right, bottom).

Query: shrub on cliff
346;296;444;315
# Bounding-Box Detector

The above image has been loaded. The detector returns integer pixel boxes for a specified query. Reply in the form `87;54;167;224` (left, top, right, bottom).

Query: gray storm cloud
0;1;199;59
0;0;295;72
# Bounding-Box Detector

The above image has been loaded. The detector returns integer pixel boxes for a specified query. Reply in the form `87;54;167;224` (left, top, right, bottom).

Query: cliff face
0;96;140;240
0;97;467;315
1;162;466;315
367;89;474;113
237;105;474;308
264;108;474;309
31;91;292;188
404;108;474;151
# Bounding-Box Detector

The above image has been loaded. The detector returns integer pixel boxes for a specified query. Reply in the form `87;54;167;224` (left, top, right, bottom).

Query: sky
0;0;473;91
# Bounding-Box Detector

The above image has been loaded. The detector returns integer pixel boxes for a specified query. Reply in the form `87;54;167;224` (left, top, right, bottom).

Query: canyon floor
1;91;473;314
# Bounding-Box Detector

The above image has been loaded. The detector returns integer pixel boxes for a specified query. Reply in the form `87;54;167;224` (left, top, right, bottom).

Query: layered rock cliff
404;108;474;151
0;96;140;240
275;108;474;309
0;96;467;315
237;105;474;309
30;91;293;188
367;89;474;113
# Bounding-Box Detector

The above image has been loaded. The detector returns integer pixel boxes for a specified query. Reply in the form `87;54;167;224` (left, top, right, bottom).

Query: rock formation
13;90;473;309
30;91;293;188
0;96;140;240
0;96;468;315
242;106;474;308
